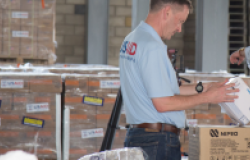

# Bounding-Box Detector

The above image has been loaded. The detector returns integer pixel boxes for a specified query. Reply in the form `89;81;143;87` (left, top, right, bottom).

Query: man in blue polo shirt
120;0;239;159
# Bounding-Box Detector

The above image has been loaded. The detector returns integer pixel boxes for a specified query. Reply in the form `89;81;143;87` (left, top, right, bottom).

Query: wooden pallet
0;55;54;65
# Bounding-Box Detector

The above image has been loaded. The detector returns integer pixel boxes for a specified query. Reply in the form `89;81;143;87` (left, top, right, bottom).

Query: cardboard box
0;75;29;92
0;9;3;24
37;42;54;58
20;0;39;10
20;26;38;41
12;92;57;112
0;93;12;111
38;0;55;10
193;73;234;84
0;92;61;160
29;74;62;93
96;92;116;111
96;110;111;128
20;39;38;57
38;27;53;42
2;43;20;56
193;104;209;110
2;25;21;56
70;112;97;125
64;93;97;111
2;10;21;26
88;77;120;93
185;110;195;119
38;11;53;28
20;11;39;26
189;126;250;160
64;75;88;93
1;0;20;9
2;25;20;42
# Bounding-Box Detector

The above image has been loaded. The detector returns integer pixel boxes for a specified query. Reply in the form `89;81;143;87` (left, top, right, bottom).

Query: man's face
162;5;189;40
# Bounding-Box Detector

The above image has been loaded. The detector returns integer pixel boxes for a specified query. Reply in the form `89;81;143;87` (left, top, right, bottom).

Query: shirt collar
138;21;167;49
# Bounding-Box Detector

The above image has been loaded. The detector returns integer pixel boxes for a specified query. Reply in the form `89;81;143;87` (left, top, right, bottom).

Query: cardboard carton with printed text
189;126;250;160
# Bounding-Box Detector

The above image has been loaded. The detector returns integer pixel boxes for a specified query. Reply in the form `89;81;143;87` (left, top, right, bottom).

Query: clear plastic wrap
63;74;124;160
78;148;147;160
0;64;120;75
62;74;120;93
0;0;56;64
0;72;62;93
0;92;61;160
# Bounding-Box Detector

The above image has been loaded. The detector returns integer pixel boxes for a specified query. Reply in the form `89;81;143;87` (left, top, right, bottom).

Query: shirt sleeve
139;49;175;98
245;46;250;69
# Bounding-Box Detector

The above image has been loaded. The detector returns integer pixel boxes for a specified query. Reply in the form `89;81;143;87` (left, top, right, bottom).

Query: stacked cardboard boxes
0;0;55;61
62;73;125;160
0;73;62;160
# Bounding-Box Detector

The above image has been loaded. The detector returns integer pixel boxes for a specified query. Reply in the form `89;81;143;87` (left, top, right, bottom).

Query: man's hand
204;79;239;104
203;82;216;92
230;49;245;65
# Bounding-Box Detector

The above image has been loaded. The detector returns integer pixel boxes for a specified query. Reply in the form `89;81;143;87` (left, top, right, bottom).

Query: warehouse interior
0;0;250;160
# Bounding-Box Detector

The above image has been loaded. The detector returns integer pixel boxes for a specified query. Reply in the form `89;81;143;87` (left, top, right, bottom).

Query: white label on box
12;31;29;37
81;128;104;139
12;12;28;18
100;80;120;88
187;119;198;127
26;103;49;113
1;79;24;88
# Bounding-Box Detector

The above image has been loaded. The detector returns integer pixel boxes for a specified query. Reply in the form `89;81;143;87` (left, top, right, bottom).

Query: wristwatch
239;47;245;56
196;82;203;93
239;47;245;52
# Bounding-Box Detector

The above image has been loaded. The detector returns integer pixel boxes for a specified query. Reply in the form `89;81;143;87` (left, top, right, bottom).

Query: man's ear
162;5;171;20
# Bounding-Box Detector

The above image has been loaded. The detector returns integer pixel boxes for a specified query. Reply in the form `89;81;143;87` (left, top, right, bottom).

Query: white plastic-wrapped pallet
219;77;250;125
0;151;37;160
78;148;146;160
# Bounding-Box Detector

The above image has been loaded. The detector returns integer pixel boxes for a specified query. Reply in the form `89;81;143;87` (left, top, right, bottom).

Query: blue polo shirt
119;21;185;128
245;46;250;68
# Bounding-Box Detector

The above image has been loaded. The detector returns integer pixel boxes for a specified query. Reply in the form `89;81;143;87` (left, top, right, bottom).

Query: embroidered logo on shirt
120;41;137;55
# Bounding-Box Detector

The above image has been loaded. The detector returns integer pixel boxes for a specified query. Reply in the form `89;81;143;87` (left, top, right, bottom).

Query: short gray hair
150;0;193;12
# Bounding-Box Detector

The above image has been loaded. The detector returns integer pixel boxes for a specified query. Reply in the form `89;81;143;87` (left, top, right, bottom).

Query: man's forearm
153;93;209;112
179;84;197;95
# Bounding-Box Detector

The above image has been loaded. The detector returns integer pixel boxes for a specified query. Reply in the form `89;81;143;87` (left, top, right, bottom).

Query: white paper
100;80;120;88
12;12;28;18
12;31;29;37
1;79;24;88
220;77;250;124
81;128;104;139
26;103;49;113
